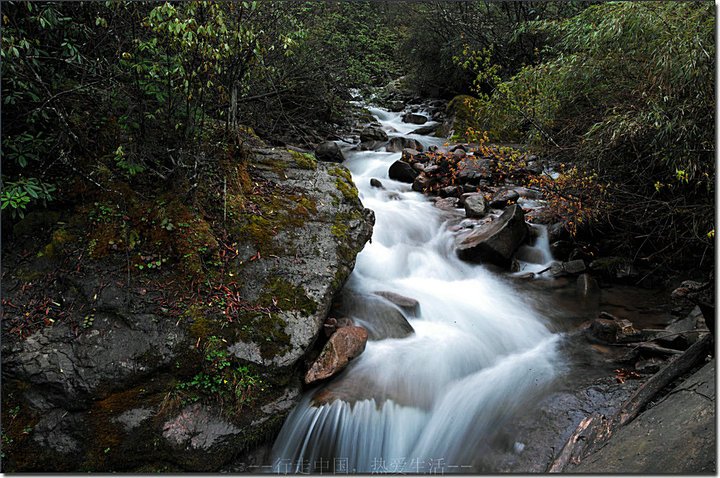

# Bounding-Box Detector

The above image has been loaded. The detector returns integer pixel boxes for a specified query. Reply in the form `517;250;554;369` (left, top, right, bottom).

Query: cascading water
271;106;565;473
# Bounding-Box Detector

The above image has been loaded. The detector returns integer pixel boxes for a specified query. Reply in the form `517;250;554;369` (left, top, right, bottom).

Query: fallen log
549;333;713;472
610;333;712;428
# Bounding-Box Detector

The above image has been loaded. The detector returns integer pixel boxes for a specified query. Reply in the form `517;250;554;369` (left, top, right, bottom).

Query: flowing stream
271;106;566;473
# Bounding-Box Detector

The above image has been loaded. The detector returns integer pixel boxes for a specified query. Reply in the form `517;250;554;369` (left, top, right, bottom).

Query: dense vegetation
1;0;714;277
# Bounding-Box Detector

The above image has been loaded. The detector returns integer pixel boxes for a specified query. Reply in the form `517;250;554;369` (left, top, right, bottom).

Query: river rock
370;178;384;189
386;136;423;153
455;205;529;268
463;193;489;218
489;189;521;208
439;185;460;198
360;126;388;143
401;147;423;163
584;313;641;344
315;141;345;163
570;361;716;473
335;290;414;341
412;174;431;192
323;317;354;337
373;291;420;317
402;112;428;124
452;149;466;160
1;136;374;471
304;326;368;384
526;161;543;175
550;259;587;277
388;160;419;183
410;124;438;135
359;140;386;151
433;197;460;211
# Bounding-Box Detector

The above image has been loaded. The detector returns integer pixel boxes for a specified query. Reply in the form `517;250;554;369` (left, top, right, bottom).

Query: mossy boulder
446;94;483;139
1;139;374;472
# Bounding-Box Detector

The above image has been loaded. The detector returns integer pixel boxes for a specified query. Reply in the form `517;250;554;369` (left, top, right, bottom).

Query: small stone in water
514;442;525;453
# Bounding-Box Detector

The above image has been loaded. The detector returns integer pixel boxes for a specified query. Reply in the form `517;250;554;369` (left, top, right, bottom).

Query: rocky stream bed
1;93;714;472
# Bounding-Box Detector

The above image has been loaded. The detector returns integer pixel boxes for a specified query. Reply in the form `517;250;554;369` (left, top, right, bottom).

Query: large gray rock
456;205;529;267
1;142;374;471
386;137;423;153
388;160;419;183
360;126;388;143
410;123;438;135
315;141;345;163
571;361;716;473
463;193;489;218
373;291;420;317
336;290;414;341
402;112;428;124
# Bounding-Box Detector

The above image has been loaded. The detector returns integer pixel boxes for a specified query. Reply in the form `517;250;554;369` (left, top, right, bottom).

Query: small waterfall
271;105;564;472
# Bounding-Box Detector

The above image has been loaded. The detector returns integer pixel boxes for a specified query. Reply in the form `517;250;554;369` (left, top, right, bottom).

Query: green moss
332;209;363;263
232;191;317;258
329;166;359;203
288;149;317;170
447;94;483;140
38;227;75;258
259;277;317;316
253;156;287;175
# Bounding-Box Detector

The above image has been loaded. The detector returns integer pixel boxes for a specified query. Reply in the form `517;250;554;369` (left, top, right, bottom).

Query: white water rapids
271;106;564;473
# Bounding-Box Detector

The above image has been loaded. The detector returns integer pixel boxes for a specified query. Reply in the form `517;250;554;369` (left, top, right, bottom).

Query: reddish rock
304;326;368;384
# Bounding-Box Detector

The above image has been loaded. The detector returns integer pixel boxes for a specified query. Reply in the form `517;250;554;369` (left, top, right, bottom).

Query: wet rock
584;313;641;344
370;178;384;189
336;290;414;341
490;190;520;208
550;260;586;277
433;197;460;211
359;140;386;151
32;409;85;456
401;147;424;163
571;361;716;473
423;164;439;174
452;149;466;160
412;174;431;192
162;403;242;451
113;407;155;432
410;124;438;135
439;185;460;198
456;205;529;268
305;326;368;384
373;291;420;317
526;161;543;175
402;112;428;124
315;141;345;163
1;143;375;471
323;317;354;337
386;136;423;153
360;126;388;143
388;160;419;183
463;193;489;218
411;162;425;172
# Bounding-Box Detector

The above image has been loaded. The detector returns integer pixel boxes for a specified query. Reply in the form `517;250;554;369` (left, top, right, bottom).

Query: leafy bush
460;2;715;269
